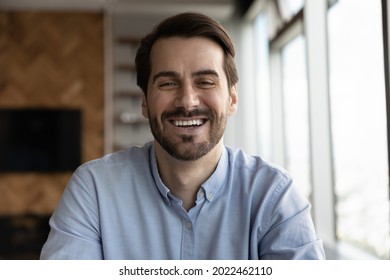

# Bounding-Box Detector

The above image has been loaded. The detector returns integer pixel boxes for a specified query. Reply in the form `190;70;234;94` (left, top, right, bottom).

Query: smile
172;119;205;127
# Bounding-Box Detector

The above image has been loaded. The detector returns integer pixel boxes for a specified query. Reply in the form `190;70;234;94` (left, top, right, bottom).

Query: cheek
145;94;171;118
204;94;231;116
202;92;220;106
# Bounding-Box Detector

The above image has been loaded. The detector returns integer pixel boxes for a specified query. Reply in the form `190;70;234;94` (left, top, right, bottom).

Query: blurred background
0;0;389;260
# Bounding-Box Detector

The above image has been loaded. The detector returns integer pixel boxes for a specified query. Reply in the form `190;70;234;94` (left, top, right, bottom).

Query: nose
174;83;200;109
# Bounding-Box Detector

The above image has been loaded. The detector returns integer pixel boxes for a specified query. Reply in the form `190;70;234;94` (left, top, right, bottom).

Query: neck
154;141;223;211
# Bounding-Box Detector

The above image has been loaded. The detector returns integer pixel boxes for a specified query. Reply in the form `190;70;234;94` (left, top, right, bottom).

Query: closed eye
153;71;180;91
157;81;178;90
196;79;216;89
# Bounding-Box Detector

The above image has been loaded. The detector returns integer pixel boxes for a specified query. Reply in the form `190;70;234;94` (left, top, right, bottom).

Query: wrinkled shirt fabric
40;142;325;260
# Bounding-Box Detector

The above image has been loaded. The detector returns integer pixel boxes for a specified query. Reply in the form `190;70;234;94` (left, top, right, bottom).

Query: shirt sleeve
40;167;103;260
258;174;325;260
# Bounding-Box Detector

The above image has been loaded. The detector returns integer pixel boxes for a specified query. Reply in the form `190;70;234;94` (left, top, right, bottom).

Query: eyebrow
152;71;179;84
192;69;220;79
152;69;220;84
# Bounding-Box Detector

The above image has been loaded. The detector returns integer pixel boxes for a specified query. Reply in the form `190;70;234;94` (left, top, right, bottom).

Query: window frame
382;0;390;204
267;0;337;249
246;0;337;251
245;0;390;259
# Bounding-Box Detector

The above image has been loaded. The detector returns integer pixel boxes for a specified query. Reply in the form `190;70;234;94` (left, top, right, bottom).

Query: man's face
142;36;237;161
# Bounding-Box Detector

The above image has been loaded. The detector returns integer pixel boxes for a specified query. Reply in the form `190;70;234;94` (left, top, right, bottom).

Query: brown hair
135;12;239;95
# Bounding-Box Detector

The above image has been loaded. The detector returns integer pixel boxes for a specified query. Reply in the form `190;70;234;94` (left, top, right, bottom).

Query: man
40;12;325;260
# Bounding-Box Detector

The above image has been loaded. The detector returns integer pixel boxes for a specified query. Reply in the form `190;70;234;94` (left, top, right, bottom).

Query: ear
141;95;149;119
227;84;238;116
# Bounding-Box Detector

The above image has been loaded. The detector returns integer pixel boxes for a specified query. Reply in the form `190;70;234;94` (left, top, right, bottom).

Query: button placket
185;221;192;230
182;219;195;259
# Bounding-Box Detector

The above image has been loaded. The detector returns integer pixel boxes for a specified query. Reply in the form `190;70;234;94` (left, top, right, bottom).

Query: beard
148;107;226;161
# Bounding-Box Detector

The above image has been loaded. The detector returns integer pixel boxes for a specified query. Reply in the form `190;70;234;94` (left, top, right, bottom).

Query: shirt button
207;193;214;200
185;222;192;230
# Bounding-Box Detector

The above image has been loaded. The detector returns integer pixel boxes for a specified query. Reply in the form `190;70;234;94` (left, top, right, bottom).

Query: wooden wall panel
0;11;104;215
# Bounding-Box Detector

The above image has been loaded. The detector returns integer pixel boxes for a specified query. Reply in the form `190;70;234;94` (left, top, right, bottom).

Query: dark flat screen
0;108;81;172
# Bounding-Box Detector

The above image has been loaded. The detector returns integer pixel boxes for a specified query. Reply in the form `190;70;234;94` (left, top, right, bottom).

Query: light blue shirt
40;142;325;260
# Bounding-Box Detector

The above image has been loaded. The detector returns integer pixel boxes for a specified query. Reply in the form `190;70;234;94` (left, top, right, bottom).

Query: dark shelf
0;214;50;260
116;36;141;45
114;114;148;125
115;63;136;72
114;90;143;98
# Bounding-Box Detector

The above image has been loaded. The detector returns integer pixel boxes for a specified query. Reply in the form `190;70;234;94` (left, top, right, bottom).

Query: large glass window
281;35;312;199
254;14;272;161
328;0;390;258
278;0;304;20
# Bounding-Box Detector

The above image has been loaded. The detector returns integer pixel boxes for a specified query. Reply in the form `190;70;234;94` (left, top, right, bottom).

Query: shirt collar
201;146;228;202
149;143;171;204
149;142;229;204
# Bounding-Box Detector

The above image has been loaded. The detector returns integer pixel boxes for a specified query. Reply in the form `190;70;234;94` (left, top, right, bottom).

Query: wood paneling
0;11;104;215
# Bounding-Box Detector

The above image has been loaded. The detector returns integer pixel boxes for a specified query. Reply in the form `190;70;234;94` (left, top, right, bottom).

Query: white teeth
173;119;204;127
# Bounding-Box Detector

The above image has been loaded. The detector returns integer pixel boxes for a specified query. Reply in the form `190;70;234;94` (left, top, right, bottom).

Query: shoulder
77;142;152;175
226;146;291;186
225;147;312;235
60;142;154;203
224;146;299;214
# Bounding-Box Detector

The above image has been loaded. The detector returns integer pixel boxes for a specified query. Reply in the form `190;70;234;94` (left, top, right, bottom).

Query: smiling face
142;36;237;161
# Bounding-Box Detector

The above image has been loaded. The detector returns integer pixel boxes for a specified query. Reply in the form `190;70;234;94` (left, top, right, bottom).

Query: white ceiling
0;0;236;20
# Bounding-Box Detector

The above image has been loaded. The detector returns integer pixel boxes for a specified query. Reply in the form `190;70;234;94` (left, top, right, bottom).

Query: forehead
149;36;225;73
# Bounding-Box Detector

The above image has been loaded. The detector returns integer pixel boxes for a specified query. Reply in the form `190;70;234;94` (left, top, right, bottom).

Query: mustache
161;108;214;120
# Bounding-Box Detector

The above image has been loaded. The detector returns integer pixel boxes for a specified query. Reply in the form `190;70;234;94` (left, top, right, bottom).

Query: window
328;0;390;259
254;14;272;161
278;0;304;20
281;35;312;199
249;0;390;259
